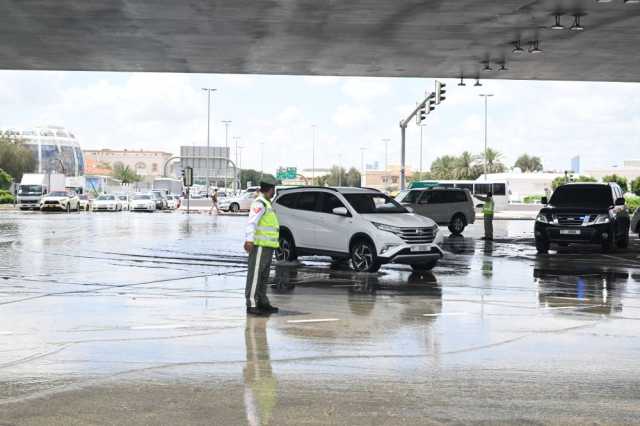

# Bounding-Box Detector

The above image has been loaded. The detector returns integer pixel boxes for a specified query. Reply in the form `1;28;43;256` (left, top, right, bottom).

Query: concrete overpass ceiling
2;0;640;82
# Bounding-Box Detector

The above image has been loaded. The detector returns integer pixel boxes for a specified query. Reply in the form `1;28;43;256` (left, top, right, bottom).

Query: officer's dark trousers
245;246;274;308
484;214;494;240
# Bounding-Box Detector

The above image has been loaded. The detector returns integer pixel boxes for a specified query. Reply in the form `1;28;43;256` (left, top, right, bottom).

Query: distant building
180;146;232;186
477;172;564;202
2;125;84;177
362;165;414;192
570;156;580;174
83;148;175;180
366;161;380;171
584;160;640;182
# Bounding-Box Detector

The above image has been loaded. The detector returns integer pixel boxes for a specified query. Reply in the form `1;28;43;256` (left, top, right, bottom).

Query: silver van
396;188;476;235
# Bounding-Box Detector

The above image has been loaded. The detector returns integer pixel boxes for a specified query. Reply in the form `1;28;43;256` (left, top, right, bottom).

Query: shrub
0;189;15;204
625;194;640;213
0;168;11;190
631;177;640;196
603;174;628;192
523;195;542;204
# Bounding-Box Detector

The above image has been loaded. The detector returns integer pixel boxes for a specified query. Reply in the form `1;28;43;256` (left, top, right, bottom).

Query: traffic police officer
244;177;280;315
476;191;494;240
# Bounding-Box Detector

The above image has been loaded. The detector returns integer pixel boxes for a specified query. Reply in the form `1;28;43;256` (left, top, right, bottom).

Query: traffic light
427;98;436;113
183;166;193;187
416;104;427;124
436;81;447;104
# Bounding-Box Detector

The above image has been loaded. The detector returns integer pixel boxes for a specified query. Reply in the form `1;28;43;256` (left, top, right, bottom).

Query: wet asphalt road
1;210;640;425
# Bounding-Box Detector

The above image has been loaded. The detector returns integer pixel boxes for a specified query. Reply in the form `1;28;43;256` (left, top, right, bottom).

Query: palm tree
480;148;506;174
514;154;543;172
454;151;478;179
112;164;141;184
430;155;458;179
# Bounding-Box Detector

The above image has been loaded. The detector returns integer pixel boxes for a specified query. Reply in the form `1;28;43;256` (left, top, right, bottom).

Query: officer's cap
260;176;277;188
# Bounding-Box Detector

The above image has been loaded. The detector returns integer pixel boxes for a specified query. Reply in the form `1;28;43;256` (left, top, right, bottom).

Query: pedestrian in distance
476;191;494;240
244;177;280;316
209;188;221;215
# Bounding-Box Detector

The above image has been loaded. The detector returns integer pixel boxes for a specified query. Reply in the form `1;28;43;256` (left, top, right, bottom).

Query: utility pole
479;94;494;181
419;123;425;177
233;136;240;191
338;154;342;186
311;124;317;186
202;88;216;191
381;138;390;190
238;145;244;189
221;120;232;190
360;147;367;187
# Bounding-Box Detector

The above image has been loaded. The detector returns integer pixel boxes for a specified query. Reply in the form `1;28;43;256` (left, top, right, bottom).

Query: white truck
153;177;183;196
17;173;66;210
65;176;86;195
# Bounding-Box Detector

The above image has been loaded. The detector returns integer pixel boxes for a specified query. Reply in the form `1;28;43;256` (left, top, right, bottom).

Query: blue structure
571;156;580;174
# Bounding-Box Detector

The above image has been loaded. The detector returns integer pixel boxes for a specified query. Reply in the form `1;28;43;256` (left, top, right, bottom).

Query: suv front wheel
350;239;381;273
276;232;297;262
448;214;466;235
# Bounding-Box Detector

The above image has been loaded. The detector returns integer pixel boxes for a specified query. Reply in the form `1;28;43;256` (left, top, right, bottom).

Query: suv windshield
550;185;612;208
343;193;407;214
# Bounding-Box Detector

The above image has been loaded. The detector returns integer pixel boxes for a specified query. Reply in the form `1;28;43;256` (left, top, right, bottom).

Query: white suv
273;187;444;272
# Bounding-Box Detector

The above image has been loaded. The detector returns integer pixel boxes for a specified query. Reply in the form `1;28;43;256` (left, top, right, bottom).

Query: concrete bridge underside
3;0;640;82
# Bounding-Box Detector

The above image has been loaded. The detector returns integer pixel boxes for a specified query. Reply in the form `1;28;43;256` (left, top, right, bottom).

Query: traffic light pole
399;92;434;190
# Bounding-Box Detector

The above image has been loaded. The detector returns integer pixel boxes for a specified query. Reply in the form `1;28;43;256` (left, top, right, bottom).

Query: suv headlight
372;222;401;234
594;214;610;224
536;213;549;223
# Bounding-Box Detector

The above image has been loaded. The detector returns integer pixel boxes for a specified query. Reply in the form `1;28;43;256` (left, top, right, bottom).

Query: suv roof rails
361;187;382;192
276;186;339;192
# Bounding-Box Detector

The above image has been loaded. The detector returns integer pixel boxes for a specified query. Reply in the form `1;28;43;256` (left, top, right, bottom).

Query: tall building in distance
2;125;84;177
570;156;581;174
179;146;233;186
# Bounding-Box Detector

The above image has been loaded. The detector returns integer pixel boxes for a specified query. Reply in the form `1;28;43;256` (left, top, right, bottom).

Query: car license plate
411;245;430;252
560;229;581;235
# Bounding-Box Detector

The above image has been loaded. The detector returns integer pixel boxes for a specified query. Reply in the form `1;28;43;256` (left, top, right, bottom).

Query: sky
1;70;639;175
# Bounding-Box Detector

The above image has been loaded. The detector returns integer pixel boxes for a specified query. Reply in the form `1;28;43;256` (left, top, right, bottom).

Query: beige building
83;149;175;179
584;160;640;182
362;165;414;192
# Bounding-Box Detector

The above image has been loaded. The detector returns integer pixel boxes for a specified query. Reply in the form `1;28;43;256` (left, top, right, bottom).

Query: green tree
0;136;37;182
575;175;597;184
552;174;597;190
0;168;11;190
345;167;361;187
430;155;458;179
454;151;479;180
480;148;506;174
239;169;279;189
410;171;434;183
514;154;543;172
630;176;640;196
112;164;142;184
602;174;628;192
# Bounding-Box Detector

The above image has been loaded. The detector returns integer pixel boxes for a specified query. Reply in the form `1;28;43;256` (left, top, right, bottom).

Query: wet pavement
1;210;640;424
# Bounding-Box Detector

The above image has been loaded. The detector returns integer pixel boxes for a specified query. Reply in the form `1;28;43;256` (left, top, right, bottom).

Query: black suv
534;183;630;253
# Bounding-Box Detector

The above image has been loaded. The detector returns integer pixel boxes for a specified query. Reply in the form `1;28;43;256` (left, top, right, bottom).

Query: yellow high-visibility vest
483;198;494;216
253;196;280;248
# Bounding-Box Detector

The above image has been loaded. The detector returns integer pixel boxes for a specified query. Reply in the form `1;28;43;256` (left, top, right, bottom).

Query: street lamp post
202;88;217;191
233;136;241;191
479;94;494;181
221;120;232;190
382;138;390;190
419;123;425;177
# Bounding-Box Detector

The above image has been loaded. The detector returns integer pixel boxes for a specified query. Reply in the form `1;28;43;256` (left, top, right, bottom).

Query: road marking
422;312;472;317
131;325;190;330
287;318;340;324
542;305;602;311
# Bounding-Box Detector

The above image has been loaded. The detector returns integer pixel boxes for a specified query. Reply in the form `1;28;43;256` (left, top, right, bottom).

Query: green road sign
277;167;297;180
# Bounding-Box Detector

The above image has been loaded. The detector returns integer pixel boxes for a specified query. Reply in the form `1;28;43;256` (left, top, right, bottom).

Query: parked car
170;195;181;209
78;194;91;211
273;187;444;272
165;195;178;209
150;191;167;210
116;194;130;210
40;190;81;212
92;194;123;212
130;193;156;212
396;188;475;235
220;191;256;212
632;208;640;236
534;183;630;253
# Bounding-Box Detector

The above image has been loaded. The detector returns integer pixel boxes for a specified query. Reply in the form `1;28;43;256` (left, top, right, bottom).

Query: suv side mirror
615;197;625;206
332;206;349;216
541;196;548;205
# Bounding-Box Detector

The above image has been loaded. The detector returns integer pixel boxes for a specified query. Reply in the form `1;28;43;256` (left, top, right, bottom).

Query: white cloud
332;105;372;128
277;106;304;124
341;78;391;102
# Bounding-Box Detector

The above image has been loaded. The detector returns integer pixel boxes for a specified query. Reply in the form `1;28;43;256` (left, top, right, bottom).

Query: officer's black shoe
258;304;279;314
246;307;270;316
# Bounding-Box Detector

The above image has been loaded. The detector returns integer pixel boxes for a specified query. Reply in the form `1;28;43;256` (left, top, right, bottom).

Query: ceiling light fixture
551;15;565;30
474;77;482;87
458;75;466;86
570;15;584;31
529;40;543;53
512;40;524;54
483;61;493;71
624;0;640;3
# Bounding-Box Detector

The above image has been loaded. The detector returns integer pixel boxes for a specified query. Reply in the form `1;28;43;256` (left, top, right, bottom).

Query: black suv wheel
350;239;381;273
448;214;466;235
535;238;549;254
411;259;438;271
